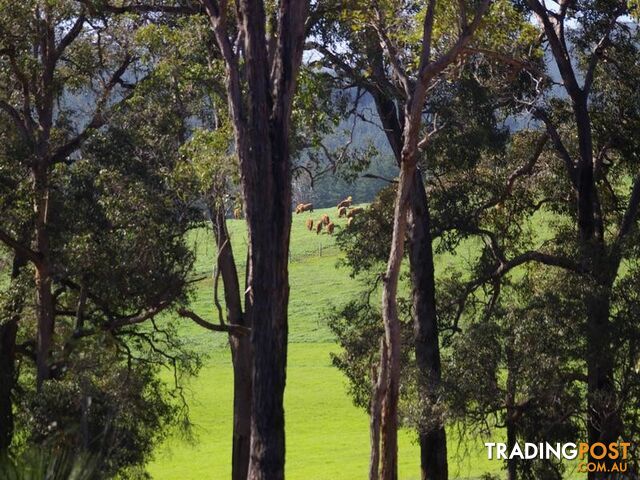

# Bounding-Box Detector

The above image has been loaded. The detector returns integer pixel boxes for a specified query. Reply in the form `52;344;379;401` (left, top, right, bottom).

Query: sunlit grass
148;206;552;479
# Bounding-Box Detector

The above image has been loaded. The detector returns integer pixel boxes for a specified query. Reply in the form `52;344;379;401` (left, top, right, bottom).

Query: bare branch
55;13;86;61
178;308;250;336
417;0;492;86
108;300;173;329
505;132;549;196
371;14;412;96
533;109;577;187
0;99;30;143
50;55;134;164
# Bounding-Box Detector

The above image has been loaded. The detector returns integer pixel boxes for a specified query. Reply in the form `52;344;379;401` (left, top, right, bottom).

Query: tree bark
370;339;388;480
33;164;54;390
230;3;308;479
0;252;27;453
380;156;418;480
368;42;448;479
0;318;18;453
212;206;252;480
506;416;517;480
505;358;517;480
573;81;619;480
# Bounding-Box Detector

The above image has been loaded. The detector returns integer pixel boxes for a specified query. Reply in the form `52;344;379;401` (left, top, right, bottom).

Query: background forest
1;1;640;480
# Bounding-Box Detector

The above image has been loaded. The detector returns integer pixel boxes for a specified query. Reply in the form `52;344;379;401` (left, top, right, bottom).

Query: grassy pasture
146;206;540;479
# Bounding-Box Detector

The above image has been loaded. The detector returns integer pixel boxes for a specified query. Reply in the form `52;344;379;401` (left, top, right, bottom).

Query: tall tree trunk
505;356;517;480
380;156;418;480
370;339;388;480
205;2;308;476
212;206;252;480
572;97;620;479
244;137;291;480
407;171;448;480
369;59;448;478
585;275;618;479
0;318;17;453
33;164;54;390
0;252;27;453
524;7;622;473
506;415;517;480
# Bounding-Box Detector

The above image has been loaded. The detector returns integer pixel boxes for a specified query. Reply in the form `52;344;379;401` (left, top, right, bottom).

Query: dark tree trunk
523;7;623;475
0;253;27;453
33;164;54;390
212;206;252;480
204;1;308;476
506;416;517;480
237;3;299;478
244;135;291;480
407;171;448;480
585;273;618;479
505;359;517;480
0;319;17;453
573;98;619;479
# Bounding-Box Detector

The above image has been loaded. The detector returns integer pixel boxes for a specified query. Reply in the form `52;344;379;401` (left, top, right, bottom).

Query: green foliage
20;346;178;478
0;448;97;480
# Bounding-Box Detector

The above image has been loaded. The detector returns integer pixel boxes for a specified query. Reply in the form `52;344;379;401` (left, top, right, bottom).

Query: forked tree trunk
211;206;252;480
366;30;449;479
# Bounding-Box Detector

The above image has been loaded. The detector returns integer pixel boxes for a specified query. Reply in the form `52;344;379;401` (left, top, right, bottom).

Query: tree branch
533;109;577;187
55;13;86;61
0;227;41;266
178;308;250;336
50;55;134;164
80;0;203;15
616;175;640;243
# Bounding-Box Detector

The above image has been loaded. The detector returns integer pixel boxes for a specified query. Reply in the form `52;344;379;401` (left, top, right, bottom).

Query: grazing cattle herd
294;196;363;236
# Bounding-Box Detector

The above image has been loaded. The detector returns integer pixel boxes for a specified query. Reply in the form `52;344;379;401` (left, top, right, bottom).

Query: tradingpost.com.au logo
485;442;631;474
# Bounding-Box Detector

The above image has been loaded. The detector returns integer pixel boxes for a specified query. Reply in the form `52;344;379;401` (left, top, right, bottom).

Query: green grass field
146;207;507;479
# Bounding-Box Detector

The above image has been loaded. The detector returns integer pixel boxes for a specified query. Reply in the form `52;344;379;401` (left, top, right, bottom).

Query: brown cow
338;206;348;218
305;218;314;231
233;207;242;220
296;203;314;214
315;221;323;235
326;222;335;235
321;214;330;226
347;207;364;218
337;196;352;209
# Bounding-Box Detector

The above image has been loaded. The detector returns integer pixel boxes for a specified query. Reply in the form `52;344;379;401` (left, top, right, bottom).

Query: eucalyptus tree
431;2;640;477
161;3;312;477
0;1;203;468
519;2;639;463
0;0;147;389
311;1;539;478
